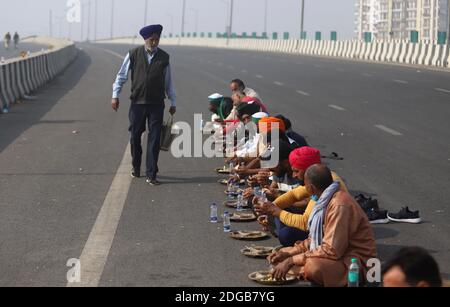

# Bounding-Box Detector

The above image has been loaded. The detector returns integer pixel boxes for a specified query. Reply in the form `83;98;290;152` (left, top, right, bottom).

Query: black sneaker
366;208;389;224
146;178;161;186
355;194;379;212
388;207;422;224
131;170;140;178
355;194;369;202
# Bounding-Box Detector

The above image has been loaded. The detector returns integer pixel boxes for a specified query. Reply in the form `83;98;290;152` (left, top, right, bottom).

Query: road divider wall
0;36;78;113
96;36;450;71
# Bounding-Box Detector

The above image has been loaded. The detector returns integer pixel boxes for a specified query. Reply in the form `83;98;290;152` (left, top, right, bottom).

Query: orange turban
258;117;286;134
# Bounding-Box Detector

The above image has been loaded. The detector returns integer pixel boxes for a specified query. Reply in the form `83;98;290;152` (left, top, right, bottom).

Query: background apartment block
355;0;450;41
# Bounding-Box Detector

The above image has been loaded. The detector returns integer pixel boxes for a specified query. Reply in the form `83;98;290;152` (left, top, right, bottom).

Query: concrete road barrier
0;37;77;113
95;36;450;73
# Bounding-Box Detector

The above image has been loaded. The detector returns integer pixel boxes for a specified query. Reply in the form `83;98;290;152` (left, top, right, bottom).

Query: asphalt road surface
0;40;47;60
0;42;449;286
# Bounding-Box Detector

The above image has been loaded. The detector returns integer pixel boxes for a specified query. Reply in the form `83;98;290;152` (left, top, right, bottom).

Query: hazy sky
0;0;356;41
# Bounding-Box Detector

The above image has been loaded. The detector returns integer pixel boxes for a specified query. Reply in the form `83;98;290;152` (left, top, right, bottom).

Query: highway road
0;41;449;286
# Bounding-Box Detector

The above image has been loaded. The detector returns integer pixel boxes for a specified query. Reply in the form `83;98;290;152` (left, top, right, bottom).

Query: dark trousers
275;218;309;247
128;103;165;179
275;206;309;247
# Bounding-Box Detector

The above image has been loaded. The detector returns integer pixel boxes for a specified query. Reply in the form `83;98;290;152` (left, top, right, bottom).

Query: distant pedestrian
4;32;11;50
13;32;19;49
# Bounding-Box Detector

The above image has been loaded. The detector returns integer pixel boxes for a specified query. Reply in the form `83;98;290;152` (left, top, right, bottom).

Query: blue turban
140;24;163;39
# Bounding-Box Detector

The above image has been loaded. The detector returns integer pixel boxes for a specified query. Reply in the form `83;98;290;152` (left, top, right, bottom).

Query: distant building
355;0;450;41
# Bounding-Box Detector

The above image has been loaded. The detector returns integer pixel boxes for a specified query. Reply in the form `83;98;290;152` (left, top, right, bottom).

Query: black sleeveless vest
129;46;169;104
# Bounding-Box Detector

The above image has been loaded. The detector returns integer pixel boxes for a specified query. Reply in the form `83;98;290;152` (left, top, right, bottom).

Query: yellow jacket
273;172;348;231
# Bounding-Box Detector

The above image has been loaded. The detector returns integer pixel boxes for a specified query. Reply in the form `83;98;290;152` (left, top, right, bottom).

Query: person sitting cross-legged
268;164;377;287
254;146;347;247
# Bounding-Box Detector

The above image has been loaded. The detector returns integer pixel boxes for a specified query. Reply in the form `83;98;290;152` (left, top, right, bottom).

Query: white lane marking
314;64;322;68
67;47;134;287
96;48;126;59
328;105;346;111
217;62;224;66
255;75;264;79
274;81;284;86
227;65;235;69
68;143;132;287
362;73;373;77
296;62;303;65
336;68;345;72
393;79;408;84
198;69;229;85
241;69;248;73
435;88;450;94
296;90;311;96
375;125;403;136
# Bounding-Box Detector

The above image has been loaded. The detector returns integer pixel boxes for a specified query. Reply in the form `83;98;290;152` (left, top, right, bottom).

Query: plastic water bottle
210;203;218;223
258;192;268;205
236;193;244;212
223;211;231;232
227;180;235;200
2;106;9;114
254;186;262;199
348;258;360;287
229;162;235;174
227;165;236;200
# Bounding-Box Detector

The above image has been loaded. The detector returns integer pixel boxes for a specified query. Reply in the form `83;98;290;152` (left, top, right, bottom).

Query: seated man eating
268;164;377;287
274;114;308;148
254;139;298;201
226;112;269;166
208;93;234;123
230;78;263;103
236;116;286;172
232;102;264;155
254;146;347;247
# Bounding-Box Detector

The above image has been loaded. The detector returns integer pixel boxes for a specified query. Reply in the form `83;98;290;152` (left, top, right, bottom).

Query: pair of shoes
131;170;140;178
388;207;422;224
146;178;162;186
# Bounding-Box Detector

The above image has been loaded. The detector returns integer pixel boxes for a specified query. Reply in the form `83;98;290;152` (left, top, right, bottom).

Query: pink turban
289;146;322;171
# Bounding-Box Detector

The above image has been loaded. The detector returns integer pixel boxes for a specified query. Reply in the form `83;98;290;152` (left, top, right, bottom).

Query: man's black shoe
355;194;379;212
131;170;140;178
146;178;162;186
388;207;422;224
366;208;389;224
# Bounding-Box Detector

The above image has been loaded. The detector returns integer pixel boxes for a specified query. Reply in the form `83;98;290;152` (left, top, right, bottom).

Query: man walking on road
13;32;20;49
4;32;11;50
111;24;176;186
